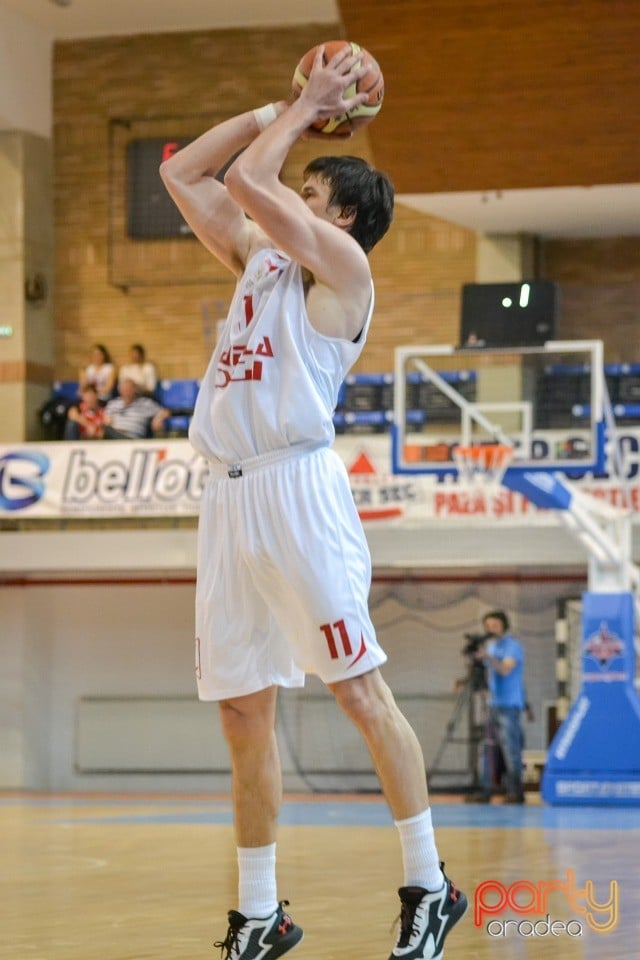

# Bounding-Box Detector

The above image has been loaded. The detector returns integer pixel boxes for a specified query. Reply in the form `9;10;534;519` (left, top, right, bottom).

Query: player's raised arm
159;105;287;276
223;47;378;295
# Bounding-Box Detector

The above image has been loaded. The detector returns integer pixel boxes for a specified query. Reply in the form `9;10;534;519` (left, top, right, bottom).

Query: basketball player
160;45;467;960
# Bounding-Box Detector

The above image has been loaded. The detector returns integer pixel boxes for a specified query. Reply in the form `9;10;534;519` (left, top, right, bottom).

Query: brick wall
542;238;640;362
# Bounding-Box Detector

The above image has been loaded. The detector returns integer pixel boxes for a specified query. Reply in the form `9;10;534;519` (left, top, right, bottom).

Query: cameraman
471;610;526;804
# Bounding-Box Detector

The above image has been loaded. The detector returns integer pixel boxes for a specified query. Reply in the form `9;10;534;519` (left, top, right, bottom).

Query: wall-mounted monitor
460;280;558;347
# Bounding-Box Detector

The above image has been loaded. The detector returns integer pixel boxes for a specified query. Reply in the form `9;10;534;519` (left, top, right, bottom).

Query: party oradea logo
474;869;618;938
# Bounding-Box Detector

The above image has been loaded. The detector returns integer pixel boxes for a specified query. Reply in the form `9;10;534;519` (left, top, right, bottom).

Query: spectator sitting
117;343;158;396
63;384;106;440
101;378;169;439
79;343;117;403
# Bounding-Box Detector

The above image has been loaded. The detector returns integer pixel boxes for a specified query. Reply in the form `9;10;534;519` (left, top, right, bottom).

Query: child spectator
63;384;106;440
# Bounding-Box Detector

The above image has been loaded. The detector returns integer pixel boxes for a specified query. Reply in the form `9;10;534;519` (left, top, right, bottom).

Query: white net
453;443;514;490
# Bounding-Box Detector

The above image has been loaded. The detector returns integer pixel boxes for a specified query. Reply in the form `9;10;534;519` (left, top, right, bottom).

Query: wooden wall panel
339;0;640;193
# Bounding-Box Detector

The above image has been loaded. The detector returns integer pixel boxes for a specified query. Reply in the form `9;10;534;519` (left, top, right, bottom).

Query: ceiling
399;184;640;241
3;0;638;239
0;0;340;36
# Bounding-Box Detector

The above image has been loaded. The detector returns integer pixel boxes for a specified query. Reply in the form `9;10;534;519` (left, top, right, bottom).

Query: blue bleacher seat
157;378;199;410
333;371;465;433
613;404;640;419
156;379;199;434
572;403;640;420
333;410;394;433
52;380;80;401
571;404;591;419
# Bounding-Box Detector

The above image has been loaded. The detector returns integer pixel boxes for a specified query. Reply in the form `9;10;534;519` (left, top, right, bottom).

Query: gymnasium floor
3;793;638;960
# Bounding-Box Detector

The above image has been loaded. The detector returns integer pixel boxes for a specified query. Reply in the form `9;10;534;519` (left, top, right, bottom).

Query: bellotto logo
474;870;618;938
0;451;50;510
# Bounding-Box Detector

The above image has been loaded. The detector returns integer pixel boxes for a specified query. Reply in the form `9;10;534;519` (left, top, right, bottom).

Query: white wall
0;574;584;792
0;5;52;136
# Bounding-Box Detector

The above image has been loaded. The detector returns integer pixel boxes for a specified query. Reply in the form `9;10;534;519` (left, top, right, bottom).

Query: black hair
483;610;510;632
92;343;112;364
303;155;394;253
131;343;146;359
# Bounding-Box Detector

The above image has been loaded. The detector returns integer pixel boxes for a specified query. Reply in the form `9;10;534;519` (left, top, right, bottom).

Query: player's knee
330;670;393;729
219;695;274;745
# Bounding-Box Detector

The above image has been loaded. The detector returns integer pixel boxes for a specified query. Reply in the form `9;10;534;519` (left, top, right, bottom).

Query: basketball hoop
453;443;514;492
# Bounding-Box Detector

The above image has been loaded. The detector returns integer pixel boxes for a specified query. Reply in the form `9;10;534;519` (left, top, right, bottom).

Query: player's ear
336;204;356;228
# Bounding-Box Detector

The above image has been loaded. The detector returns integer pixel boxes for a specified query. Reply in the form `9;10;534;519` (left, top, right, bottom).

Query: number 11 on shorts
320;619;353;659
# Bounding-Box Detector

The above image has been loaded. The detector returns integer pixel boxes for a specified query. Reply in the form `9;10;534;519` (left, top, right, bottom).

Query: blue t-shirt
486;634;525;708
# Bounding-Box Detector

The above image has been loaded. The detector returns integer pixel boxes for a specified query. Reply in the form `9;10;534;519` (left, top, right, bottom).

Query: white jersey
189;247;373;463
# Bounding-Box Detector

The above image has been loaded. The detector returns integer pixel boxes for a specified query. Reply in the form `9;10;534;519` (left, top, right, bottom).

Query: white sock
395;809;444;891
237;843;278;918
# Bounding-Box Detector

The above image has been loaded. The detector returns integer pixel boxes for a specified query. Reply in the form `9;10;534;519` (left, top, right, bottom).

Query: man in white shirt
102;379;168;439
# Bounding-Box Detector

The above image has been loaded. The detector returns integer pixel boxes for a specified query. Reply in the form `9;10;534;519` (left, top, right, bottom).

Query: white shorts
195;444;387;700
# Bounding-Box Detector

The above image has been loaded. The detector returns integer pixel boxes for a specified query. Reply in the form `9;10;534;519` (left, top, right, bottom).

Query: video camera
462;632;492;691
462;631;492;657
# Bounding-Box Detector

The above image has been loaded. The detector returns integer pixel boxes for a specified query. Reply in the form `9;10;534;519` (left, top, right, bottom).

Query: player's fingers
341;55;365;78
341;91;370;114
310;45;326;73
351;63;374;83
335;62;371;95
327;44;353;69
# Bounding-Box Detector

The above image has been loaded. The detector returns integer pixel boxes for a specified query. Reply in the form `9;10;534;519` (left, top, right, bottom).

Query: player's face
300;175;340;224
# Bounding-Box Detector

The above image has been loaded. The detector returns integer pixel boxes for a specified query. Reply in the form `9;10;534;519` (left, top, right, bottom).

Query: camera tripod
429;667;486;792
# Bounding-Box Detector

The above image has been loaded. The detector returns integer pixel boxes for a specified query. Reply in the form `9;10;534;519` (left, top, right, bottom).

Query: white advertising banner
0;441;206;519
2;437;640;524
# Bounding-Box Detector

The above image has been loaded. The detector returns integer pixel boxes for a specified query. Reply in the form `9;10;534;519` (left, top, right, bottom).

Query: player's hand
300;44;371;121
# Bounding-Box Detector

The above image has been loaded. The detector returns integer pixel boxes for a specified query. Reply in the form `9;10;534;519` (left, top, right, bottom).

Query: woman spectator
79;343;117;403
117;343;158;396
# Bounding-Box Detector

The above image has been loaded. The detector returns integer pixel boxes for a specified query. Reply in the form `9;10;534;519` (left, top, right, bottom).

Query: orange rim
454;443;513;464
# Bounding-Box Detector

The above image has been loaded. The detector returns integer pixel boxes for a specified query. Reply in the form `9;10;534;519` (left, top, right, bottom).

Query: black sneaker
463;792;491;804
214;900;303;959
389;863;468;960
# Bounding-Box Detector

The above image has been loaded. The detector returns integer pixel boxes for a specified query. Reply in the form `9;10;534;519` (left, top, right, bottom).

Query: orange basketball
291;40;384;135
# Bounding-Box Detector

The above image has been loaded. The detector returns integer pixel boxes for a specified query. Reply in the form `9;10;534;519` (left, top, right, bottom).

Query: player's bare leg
329;669;428;818
329;669;467;959
219;687;281;846
216;687;303;959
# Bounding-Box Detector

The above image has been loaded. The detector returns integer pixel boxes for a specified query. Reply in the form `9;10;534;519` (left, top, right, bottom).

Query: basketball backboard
391;340;607;477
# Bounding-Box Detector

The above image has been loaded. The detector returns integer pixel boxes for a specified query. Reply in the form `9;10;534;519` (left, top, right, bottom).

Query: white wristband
253;103;278;132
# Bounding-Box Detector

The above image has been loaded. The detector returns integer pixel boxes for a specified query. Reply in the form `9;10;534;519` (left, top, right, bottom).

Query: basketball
291;40;384;135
